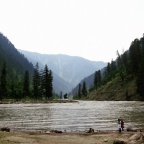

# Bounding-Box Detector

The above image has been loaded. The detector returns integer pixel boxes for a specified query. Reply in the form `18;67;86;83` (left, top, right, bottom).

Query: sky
0;0;144;62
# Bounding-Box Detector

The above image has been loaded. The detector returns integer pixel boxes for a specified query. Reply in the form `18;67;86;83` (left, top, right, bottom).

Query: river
0;101;144;132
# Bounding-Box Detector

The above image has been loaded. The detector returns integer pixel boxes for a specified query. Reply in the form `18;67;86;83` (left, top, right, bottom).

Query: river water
0;101;144;132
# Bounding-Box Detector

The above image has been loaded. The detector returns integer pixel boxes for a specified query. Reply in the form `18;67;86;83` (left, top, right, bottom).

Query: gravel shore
0;129;144;144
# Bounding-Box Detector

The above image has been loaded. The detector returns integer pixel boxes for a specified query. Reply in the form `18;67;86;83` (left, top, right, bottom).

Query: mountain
18;50;107;94
0;33;34;80
72;73;94;95
71;67;105;95
50;72;73;94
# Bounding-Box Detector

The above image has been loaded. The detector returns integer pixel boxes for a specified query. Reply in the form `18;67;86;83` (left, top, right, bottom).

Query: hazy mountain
71;67;106;95
51;72;73;94
19;50;107;94
0;32;72;95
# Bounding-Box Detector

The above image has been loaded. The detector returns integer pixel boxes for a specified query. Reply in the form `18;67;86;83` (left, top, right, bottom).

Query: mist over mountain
19;49;107;94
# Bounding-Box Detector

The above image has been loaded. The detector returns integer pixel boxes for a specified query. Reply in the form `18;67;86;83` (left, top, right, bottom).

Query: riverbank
0;99;78;104
0;129;144;144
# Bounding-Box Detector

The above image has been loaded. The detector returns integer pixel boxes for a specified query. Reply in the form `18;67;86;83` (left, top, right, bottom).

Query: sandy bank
0;129;144;144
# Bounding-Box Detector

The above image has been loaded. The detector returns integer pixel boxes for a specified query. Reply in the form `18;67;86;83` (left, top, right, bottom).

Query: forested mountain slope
0;33;34;99
74;34;144;101
0;33;34;80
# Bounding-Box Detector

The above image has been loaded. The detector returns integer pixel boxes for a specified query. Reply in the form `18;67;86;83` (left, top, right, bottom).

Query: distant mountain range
19;50;107;94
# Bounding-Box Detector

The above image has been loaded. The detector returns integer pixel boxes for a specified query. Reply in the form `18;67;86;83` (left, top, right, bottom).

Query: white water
0;101;144;132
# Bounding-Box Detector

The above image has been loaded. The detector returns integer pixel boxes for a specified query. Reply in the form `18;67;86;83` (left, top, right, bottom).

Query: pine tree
129;39;141;75
78;83;82;99
32;63;40;100
94;71;98;88
122;51;128;73
136;35;144;100
42;65;53;100
97;70;101;84
94;70;102;89
0;62;7;100
82;81;87;97
111;59;116;70
136;64;144;100
10;80;16;99
23;70;30;98
107;62;111;74
48;70;53;99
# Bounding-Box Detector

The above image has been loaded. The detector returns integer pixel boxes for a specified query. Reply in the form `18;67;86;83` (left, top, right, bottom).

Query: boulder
113;140;127;144
1;127;10;132
104;139;108;142
45;131;51;134
87;128;94;133
129;132;144;142
126;126;137;132
50;130;63;133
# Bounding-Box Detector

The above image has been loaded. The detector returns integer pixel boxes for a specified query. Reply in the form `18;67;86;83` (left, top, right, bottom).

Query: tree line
0;62;53;100
73;81;87;99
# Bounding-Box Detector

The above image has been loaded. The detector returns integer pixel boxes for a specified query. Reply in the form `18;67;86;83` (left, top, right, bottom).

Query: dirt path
1;131;143;144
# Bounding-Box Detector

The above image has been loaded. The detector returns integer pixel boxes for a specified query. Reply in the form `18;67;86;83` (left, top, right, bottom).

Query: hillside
0;32;35;99
74;34;144;101
87;74;139;101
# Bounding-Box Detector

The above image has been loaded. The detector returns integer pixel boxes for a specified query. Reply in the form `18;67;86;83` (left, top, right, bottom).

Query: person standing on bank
118;119;121;133
121;119;124;131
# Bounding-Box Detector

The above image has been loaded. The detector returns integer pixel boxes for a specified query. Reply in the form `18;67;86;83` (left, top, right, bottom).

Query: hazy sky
0;0;144;62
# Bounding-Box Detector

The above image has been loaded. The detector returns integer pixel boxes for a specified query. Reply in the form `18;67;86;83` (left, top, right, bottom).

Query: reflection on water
0;101;143;132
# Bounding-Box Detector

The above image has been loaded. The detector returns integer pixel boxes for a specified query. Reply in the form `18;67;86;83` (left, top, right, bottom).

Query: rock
104;139;108;142
1;127;10;132
129;132;144;142
87;128;94;133
113;140;127;144
128;132;144;144
50;130;63;133
46;131;51;134
140;128;144;132
126;126;137;132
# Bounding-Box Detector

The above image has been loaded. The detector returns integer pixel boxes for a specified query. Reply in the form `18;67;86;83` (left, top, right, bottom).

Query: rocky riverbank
0;128;144;144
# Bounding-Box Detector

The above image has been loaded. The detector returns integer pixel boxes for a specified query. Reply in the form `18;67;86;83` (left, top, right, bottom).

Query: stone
113;140;127;144
129;133;144;141
1;127;10;132
46;131;51;134
87;128;94;133
104;139;108;142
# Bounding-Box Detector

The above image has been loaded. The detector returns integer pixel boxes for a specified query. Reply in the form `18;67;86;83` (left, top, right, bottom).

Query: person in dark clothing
121;119;124;131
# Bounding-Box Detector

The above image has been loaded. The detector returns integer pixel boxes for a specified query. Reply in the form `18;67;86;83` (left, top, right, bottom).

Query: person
121;119;124;131
118;119;121;133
